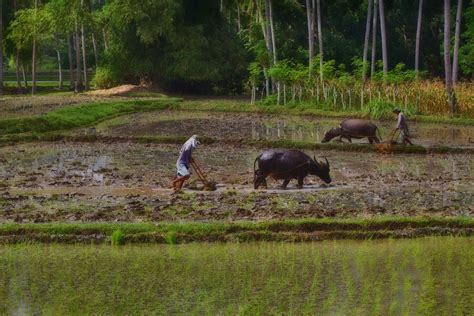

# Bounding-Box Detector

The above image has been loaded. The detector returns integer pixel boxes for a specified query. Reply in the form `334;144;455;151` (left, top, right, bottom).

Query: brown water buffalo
322;119;381;144
253;150;331;189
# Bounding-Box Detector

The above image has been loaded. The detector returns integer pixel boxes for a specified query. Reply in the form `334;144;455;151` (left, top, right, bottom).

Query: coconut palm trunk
316;0;323;83
92;33;99;68
74;25;83;92
306;0;314;73
55;36;63;90
81;0;88;90
378;0;388;78
452;0;463;85
15;51;23;92
362;0;373;82
444;0;457;113
371;0;378;77
31;0;39;95
415;0;423;77
0;0;3;96
67;35;75;90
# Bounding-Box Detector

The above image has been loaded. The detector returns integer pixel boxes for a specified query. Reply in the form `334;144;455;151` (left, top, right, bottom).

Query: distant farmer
392;108;413;145
171;135;199;192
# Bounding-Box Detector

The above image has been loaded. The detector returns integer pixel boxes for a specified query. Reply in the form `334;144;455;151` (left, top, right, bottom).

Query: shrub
92;67;121;89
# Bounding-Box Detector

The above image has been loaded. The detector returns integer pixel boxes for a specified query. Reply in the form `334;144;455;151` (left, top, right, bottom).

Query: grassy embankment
0;98;181;135
1;98;472;154
0;217;472;244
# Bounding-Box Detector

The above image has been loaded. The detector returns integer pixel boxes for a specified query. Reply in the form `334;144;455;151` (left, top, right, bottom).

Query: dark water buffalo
253;150;331;189
322;119;381;144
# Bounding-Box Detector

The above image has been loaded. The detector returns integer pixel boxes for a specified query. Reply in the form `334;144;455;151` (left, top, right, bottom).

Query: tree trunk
21;64;28;90
31;0;39;95
415;0;423;77
55;37;63;90
371;0;378;77
316;0;323;83
75;24;83;92
13;0;23;93
0;0;3;96
264;0;273;66
81;0;88;90
306;0;314;73
362;0;373;82
81;23;88;90
268;0;277;65
452;0;463;85
102;28;108;51
67;35;75;89
92;33;99;68
444;0;457;113
15;51;23;92
237;3;241;32
263;0;274;94
378;0;388;78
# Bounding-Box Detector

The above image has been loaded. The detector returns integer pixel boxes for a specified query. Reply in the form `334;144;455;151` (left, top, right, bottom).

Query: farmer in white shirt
171;135;200;192
392;108;413;145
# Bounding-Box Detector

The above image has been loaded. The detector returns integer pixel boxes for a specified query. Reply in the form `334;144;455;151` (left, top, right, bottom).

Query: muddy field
0;141;472;223
87;110;474;147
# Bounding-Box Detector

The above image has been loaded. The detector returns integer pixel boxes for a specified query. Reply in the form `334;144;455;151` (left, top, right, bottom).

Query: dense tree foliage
0;0;472;97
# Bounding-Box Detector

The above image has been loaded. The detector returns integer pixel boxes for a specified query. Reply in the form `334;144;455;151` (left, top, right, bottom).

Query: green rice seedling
110;229;125;246
164;231;178;245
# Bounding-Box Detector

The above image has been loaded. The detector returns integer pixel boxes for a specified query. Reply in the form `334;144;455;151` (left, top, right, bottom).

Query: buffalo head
309;156;331;183
321;127;342;143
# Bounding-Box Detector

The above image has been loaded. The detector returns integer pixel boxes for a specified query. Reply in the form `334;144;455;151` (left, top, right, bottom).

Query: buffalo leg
297;177;304;189
344;136;352;143
280;179;291;189
254;170;267;189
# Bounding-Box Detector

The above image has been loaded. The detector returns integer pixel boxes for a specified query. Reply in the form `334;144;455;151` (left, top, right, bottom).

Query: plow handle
191;160;208;183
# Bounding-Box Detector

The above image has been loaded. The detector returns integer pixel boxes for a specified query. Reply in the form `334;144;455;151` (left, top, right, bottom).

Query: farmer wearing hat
392;108;413;145
171;135;200;192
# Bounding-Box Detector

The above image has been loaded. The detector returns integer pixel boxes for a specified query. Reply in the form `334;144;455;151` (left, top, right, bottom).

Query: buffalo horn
324;157;330;168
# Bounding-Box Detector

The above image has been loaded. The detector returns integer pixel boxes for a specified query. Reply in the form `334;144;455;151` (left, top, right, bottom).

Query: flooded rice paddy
90;110;474;147
0;237;472;314
0;141;472;223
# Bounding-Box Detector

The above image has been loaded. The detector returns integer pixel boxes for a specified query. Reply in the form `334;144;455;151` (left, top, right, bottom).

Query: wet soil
0;142;472;223
88;110;474;148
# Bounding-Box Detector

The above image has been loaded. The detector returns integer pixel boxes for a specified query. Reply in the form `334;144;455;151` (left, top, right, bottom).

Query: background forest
0;0;473;114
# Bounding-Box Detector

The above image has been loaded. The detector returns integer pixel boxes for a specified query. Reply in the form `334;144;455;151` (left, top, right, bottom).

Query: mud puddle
0;142;472;223
87;110;474;147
